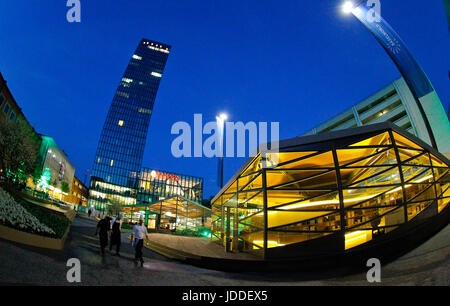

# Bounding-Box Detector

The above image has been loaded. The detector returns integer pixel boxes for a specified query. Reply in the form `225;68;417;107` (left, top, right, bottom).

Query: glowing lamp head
342;1;354;14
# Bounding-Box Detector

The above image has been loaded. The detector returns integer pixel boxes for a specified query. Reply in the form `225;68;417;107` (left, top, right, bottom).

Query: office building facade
302;78;450;154
136;168;203;205
88;39;171;212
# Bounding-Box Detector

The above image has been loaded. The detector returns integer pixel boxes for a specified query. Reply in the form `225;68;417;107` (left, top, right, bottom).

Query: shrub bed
0;187;69;239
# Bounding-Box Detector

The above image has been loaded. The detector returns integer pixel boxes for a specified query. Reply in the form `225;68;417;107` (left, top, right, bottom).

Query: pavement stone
0;216;448;285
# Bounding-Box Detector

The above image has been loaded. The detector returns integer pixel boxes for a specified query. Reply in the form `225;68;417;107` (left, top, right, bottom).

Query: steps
145;240;202;261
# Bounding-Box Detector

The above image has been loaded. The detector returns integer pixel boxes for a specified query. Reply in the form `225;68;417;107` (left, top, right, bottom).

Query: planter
0;223;70;250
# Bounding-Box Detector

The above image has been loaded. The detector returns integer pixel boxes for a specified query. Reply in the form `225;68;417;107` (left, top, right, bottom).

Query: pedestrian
131;215;148;267
109;213;123;256
88;205;93;218
95;215;111;256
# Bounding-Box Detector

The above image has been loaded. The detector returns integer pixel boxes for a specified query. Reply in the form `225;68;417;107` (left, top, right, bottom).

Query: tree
32;167;43;185
51;179;58;188
107;199;122;217
61;181;70;194
0;119;39;183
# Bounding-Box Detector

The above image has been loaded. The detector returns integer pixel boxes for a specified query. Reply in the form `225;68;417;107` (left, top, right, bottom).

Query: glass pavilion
123;195;211;235
211;122;450;259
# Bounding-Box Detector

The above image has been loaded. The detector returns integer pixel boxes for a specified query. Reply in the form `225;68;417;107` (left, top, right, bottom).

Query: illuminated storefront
137;168;203;205
211;122;450;259
123;195;211;236
89;167;205;227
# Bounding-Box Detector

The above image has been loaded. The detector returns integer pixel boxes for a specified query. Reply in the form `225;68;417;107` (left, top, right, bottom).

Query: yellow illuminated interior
211;130;450;255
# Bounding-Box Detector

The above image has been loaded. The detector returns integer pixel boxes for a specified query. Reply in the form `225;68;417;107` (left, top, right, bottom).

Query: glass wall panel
238;171;262;191
240;155;262;177
343;166;401;188
272;190;340;210
211;129;450;257
407;200;434;221
270;212;341;232
398;149;430;165
274;151;318;167
267;169;337;190
276;151;334;169
337;147;397;167
266;231;332;248
345;206;404;229
430;155;448;168
349;132;391;147
267;210;336;229
266;190;338;209
345;230;373;250
393;132;422;149
342;185;403;209
240;231;264;249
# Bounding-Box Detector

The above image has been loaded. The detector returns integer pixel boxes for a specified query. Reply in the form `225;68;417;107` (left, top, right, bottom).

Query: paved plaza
0;216;448;285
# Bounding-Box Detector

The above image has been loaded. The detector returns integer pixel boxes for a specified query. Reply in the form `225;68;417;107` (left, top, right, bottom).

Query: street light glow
342;1;354;14
216;113;228;121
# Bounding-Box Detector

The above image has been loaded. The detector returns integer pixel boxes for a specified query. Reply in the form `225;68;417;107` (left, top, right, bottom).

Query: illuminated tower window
118;120;124;126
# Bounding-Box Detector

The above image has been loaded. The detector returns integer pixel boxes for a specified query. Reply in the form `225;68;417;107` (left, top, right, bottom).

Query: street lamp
340;0;442;151
216;113;228;188
342;1;354;14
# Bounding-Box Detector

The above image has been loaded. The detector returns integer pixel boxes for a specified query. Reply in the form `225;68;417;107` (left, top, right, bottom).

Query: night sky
0;0;448;199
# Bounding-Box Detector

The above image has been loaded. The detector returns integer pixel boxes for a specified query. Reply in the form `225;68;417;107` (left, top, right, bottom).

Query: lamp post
340;0;442;151
216;113;228;188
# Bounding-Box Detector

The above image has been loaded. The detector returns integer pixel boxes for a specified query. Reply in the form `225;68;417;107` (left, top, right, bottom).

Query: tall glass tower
88;39;170;212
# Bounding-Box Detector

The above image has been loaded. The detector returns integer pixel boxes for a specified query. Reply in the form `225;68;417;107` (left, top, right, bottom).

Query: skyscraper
88;39;170;212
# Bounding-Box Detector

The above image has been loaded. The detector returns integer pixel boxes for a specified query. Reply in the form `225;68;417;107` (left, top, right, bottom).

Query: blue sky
0;0;448;199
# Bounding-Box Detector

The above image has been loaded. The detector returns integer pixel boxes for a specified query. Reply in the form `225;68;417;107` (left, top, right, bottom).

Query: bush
18;200;70;238
0;187;56;237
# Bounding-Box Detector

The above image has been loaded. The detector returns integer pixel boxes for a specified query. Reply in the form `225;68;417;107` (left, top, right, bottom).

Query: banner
352;2;434;99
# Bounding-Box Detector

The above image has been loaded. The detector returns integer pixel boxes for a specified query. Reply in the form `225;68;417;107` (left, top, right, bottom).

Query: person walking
131;215;148;267
88;205;93;218
95;215;111;256
109;213;123;256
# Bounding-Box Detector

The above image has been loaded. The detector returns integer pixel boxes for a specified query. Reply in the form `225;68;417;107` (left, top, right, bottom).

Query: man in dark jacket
95;215;111;255
109;213;123;256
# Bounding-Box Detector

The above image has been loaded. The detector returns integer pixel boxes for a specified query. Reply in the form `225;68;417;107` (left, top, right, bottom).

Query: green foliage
107;199;122;217
17;199;70;238
32;167;43;185
174;227;205;237
37;168;51;190
0;119;39;183
61;181;70;194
